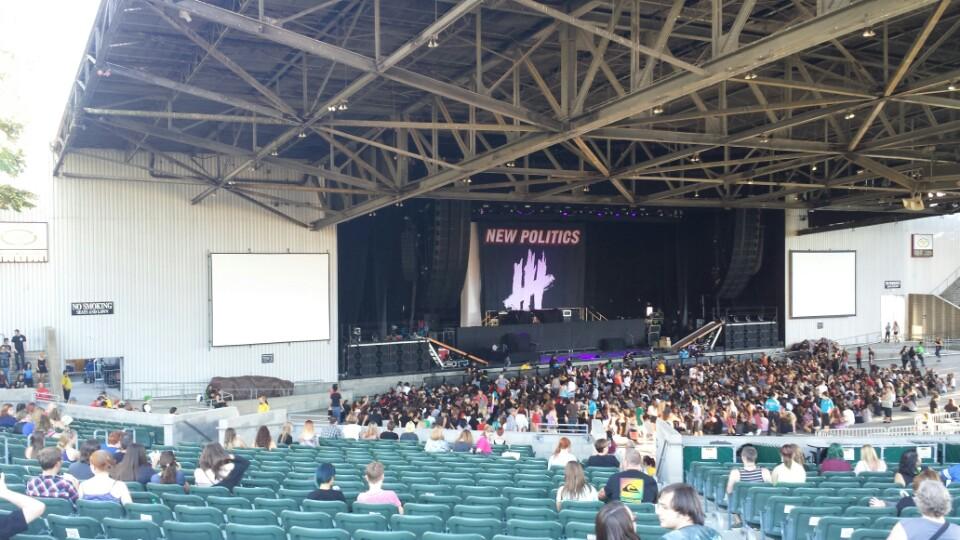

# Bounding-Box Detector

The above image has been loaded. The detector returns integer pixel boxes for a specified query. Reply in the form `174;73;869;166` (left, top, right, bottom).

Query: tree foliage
0;115;35;212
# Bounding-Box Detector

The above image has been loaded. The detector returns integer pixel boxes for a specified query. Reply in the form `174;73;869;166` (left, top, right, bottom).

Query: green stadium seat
743;487;781;528
208;495;253;514
810;516;871;540
505;507;558;521
37;498;74;519
224;523;287;540
254;497;299;515
871;517;902;530
506;519;561;539
447;516;502;540
390;514;444;539
335;511;389;534
76;499;124;521
421;533;486;540
843;506;896;518
47;515;102;539
353;531;418;540
560;500;603;512
279;510;334;531
454;505;503;521
189;485;231;498
564;520;595;539
849;530;893;540
900;506;921;517
634;525;670;540
464;497;509;511
783;506;843;540
405;503;453;522
227;508;280;526
302;499;349;515
174;505;226;526
812;496;858;510
101;516;163;540
123;502;174;524
353;502;402;521
161;493;205;507
761;495;809;539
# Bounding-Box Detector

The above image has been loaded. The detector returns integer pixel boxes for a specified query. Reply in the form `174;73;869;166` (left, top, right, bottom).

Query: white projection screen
210;253;330;346
790;251;856;318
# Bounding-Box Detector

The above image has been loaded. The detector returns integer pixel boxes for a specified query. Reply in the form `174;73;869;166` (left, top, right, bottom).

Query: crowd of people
314;338;952;444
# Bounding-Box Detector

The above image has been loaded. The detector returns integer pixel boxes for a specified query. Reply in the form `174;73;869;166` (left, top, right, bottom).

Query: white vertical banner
460;222;482;327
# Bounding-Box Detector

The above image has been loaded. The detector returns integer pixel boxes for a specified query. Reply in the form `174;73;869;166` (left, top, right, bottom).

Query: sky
0;1;102;199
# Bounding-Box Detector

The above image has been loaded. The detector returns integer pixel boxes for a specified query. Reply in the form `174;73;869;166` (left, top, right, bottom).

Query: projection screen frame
789;249;857;319
208;252;332;347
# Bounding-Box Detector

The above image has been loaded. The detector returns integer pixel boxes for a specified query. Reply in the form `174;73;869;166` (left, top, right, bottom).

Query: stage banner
479;224;585;311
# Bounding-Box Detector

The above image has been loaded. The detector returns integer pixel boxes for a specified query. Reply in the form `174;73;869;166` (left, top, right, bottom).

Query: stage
455;317;648;360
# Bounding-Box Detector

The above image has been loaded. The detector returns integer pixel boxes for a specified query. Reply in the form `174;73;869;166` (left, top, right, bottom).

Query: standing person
36;353;48;384
893;321;901;343
900;346;909;369
916;343;926;368
329;384;342;425
855;347;863;370
0;340;11;385
60;371;72;402
935;337;944;362
882;384;896;424
357;462;403;513
885;322;892;343
599;450;658;503
0;473;45;538
11;330;26;371
655;484;723;540
257;396;270;413
725;445;770;495
908;347;918;370
868;347;876;370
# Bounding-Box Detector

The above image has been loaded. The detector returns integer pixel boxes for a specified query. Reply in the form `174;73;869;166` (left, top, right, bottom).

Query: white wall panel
785;211;960;345
0;151;338;399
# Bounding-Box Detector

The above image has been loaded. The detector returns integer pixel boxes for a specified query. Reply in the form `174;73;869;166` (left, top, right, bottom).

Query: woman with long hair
895;450;921;487
194;442;250;490
78;451;133;504
548;437;578;470
58;430;80;463
110;443;155;485
854;444;887;475
277;423;294;446
150;451;185;485
223;428;247;450
254;426;276;450
451;430;474;453
556;462;598;510
595;501;639;540
771;444;807;484
424;427;449;453
361;424;379;440
24;432;45;460
299;420;317;447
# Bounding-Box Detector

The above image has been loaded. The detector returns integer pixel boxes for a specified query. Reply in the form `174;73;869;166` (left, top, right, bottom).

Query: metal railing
832;332;884;346
931;265;960;295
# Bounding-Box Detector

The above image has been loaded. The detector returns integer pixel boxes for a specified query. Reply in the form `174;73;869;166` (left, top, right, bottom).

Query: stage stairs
671;320;724;352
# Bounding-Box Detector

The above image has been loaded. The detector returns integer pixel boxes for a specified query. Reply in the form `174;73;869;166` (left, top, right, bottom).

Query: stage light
327;104;337;112
582;186;590;193
844;112;856;120
298;130;307;138
461;177;472;184
652;105;664;115
744;72;758;80
427;35;440;49
270;149;279;157
937;192;946;197
505;160;516;168
862;27;876;38
758;133;770;143
690;153;701;163
856;169;865;175
811;164;818;172
337;100;349;111
950;82;958;91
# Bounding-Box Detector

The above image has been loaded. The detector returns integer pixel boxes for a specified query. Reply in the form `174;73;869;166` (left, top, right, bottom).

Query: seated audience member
357;461;402;513
556;462;598;510
871;469;941;516
57;431;80;464
100;431;124;457
655;483;723;539
26;447;80;503
194;442;250;490
474;426;493;455
491;426;508;446
819;443;852;473
854;444;887;475
586;439;620;468
886;479;960;539
78;451;132;504
424;427;449;453
726;445;770;495
595;501;640;540
360;424;380;440
772;444;807;485
342;415;362;440
0;473;45;537
68;439;101;481
223;428;247;450
548;437;578;470
277;423;294;446
254;426;277;450
399;422;419;442
24;433;45;461
0;405;15;428
643;456;657;477
379;421;399;440
110;443;154;485
895;450;923;487
308;463;346;502
451;430;474;453
151;451;185;485
299;420;318;446
599;450;658;503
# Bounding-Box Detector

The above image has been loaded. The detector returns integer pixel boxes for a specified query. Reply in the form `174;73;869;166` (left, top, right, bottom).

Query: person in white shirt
548;437;578;470
854;444;887;475
341;414;362;440
771;443;807;485
555;462;598;510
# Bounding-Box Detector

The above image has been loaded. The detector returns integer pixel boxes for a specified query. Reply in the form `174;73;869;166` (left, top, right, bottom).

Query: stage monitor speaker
599;337;626;351
503;332;533;352
536;309;564;324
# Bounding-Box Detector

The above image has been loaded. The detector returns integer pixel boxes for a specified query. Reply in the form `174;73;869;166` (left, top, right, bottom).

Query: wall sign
884;280;901;289
71;302;114;316
912;234;933;257
261;353;274;364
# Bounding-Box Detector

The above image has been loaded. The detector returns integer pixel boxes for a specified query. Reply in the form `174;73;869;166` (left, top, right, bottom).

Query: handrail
931;264;960;295
426;337;489;366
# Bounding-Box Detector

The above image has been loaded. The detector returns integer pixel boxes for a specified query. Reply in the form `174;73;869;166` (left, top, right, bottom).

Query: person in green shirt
656;483;722;540
916;343;926;367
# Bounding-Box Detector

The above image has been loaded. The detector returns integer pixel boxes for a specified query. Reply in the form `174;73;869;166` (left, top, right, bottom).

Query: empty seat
225;523;287;540
102;516;163;540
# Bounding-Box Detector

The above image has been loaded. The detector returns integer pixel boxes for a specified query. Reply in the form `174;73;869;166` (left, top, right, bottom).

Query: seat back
174;504;225;525
102;516;163;540
224;523;287;540
812;516;871;540
162;521;224;540
447;516;503;540
390;514;445;539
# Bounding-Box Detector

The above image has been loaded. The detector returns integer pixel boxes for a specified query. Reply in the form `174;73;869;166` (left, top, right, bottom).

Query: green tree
0;116;34;211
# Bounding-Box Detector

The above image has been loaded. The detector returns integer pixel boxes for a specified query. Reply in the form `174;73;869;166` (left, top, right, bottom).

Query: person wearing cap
308;463;345;502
